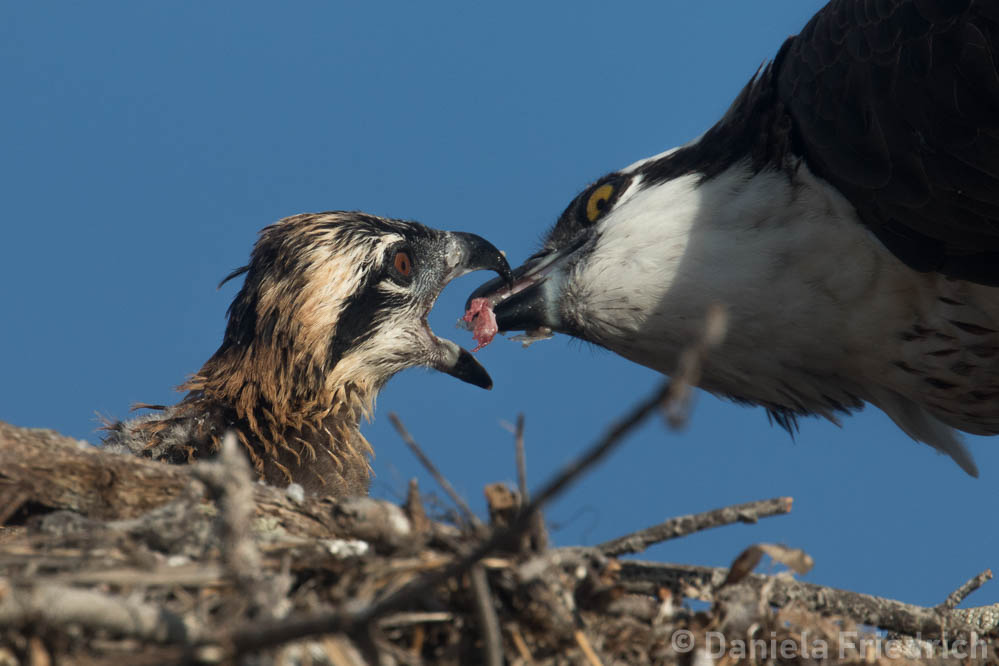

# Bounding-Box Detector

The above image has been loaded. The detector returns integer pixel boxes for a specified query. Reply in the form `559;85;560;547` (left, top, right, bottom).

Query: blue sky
5;2;998;609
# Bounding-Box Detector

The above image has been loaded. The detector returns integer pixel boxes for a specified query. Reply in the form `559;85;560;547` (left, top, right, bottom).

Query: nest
1;385;998;665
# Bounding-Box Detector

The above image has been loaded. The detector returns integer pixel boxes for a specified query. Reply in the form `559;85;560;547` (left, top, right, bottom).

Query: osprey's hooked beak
466;241;575;336
433;231;514;389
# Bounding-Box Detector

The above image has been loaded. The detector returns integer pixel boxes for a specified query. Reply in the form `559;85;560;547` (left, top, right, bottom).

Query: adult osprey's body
470;0;999;475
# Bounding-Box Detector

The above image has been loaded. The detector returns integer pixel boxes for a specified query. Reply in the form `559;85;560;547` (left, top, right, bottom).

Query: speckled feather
105;212;508;496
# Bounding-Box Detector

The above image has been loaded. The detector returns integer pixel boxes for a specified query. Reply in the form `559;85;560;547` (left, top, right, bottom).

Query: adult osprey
107;212;511;497
469;0;999;476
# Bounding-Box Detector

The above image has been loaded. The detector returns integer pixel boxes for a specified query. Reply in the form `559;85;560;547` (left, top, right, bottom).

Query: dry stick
0;584;195;644
938;569;993;611
597;497;793;557
378;612;453;628
515;380;670;521
388;412;483;531
403;478;431;535
470;564;503;666
49;566;225;587
191;433;281;623
0;487;29;526
574;630;604;666
219;380;673;656
514;413;527;501
513;412;548;551
664;303;727;429
616;560;999;637
508;624;535;664
191;432;261;575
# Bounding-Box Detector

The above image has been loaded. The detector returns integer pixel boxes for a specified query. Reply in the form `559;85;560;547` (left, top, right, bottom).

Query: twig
410;625;426;659
597;497;793;557
218;380;673;655
938;569;992;610
378;611;453;628
0;486;29;526
388;413;483;531
664;303;727;428
320;636;365;666
514;413;527;501
191;432;260;575
470;564;503;666
0;583;196;644
507;623;535;664
616;559;999;637
574;630;603;666
520;381;671;520
192;433;294;626
0;420;406;543
403;478;431;535
49;566;225;587
511;413;547;551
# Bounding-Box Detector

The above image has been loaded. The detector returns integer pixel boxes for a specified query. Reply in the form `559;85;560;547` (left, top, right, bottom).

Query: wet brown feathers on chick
104;211;511;497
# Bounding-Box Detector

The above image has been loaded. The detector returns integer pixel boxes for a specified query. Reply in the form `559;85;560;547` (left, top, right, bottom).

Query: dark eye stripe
324;272;397;372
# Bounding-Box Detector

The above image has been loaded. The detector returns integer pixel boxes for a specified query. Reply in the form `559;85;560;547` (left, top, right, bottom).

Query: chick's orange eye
585;183;615;223
393;251;412;276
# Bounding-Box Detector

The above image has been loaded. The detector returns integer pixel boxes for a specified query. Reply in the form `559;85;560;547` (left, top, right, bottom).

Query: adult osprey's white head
470;0;999;476
106;211;512;496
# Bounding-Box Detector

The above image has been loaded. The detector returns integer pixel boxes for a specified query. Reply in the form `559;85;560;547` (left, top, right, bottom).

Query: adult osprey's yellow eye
585;183;615;223
393;251;412;276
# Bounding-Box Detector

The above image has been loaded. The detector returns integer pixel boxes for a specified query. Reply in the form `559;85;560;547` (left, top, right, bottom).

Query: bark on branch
0;420;428;548
597;496;793;556
618;559;999;637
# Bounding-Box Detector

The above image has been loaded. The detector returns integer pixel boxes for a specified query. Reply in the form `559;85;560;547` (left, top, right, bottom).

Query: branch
470;564;502;666
388;412;483;531
509;412;547;551
520;380;671;518
0;420;412;544
573;629;603;666
938;569;992;611
664;303;727;428
191;432;260;575
514;413;527;500
597;497;793;557
616;560;999;637
0;420;187;520
0;583;197;644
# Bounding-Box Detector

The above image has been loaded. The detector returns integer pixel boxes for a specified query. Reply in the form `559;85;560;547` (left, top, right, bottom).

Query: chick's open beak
437;338;494;389
446;232;514;285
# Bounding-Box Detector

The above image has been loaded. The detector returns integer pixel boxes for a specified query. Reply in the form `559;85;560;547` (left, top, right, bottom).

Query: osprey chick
107;211;511;497
470;0;999;475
